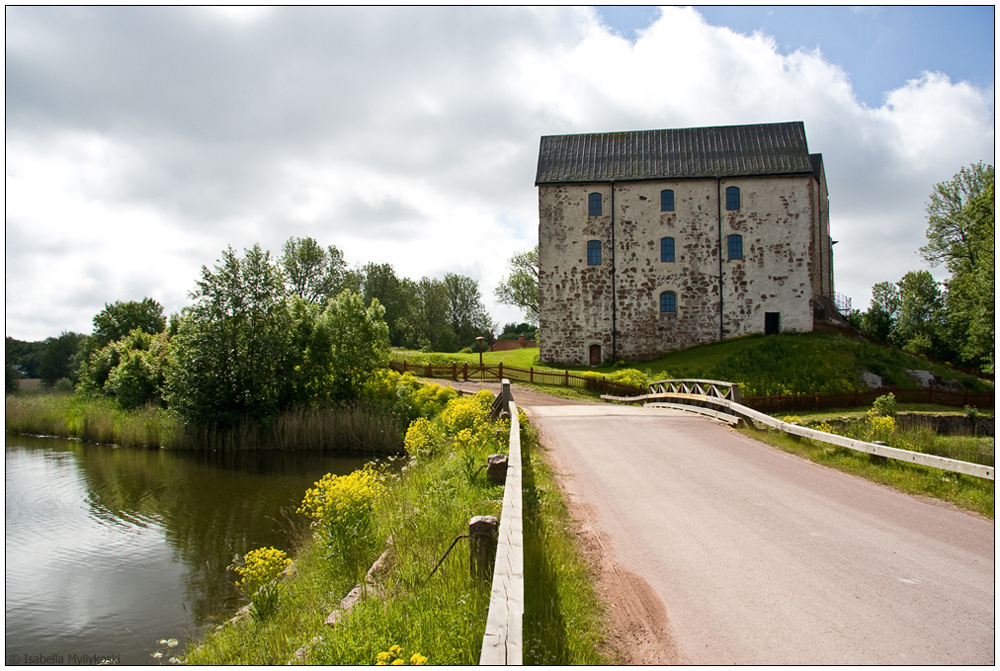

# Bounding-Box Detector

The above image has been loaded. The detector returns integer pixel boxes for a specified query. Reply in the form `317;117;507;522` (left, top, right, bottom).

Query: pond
5;435;373;665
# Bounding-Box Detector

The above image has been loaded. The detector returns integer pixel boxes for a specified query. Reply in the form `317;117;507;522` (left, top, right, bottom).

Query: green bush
871;392;897;418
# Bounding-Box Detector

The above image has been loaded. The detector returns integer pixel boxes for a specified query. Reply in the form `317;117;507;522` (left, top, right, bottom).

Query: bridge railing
648;378;740;403
480;380;523;665
603;380;994;481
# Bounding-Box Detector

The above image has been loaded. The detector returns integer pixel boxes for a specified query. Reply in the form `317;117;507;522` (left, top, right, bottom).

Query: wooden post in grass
469;515;498;581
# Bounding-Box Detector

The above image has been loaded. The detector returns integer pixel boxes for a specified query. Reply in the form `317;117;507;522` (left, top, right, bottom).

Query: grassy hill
633;331;992;396
394;331;993;396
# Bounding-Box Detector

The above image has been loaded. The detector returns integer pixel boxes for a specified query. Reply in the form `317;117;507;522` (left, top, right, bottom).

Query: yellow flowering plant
374;645;427;665
233;546;292;623
234;547;292;595
298;463;387;562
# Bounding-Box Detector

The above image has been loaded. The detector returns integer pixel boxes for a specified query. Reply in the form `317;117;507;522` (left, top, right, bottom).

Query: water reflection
5;436;371;665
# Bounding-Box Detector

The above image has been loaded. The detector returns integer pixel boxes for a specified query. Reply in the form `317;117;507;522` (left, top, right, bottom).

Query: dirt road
526;403;994;665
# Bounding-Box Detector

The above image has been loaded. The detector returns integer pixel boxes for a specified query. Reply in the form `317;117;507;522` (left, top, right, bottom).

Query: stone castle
535;121;834;365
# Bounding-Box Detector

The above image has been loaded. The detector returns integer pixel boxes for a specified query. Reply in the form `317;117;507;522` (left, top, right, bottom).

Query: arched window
586;239;602;265
725;186;741;211
660;189;675;212
659;291;677;314
588;192;603;217
727;234;743;260
660;236;675;263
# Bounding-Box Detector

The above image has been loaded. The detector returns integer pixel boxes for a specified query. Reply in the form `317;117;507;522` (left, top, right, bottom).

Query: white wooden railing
603;380;994;481
480;380;523;664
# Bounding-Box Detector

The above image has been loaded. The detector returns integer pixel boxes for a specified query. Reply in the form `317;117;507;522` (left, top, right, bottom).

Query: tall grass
5;393;406;454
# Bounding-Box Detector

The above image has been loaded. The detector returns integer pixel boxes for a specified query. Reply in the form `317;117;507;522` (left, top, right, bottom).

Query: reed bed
5;393;406;454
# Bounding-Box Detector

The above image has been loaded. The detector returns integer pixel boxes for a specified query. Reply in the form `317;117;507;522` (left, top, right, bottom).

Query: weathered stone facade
536;122;833;365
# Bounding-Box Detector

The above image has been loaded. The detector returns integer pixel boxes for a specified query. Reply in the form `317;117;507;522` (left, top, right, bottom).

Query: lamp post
476;336;485;379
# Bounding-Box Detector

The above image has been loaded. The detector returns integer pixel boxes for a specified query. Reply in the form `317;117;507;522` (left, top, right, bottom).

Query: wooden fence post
469;515;498;581
564;370;569;387
530;367;534;383
498;362;504;381
463;362;469;381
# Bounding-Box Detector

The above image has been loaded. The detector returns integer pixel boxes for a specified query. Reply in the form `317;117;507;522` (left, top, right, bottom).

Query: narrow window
660;236;675;263
727;234;743;260
659;291;677;314
588;192;603;217
586;239;602;265
660;189;675;212
725;186;740;211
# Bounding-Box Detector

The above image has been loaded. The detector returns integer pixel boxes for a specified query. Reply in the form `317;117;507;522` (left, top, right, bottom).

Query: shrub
871;392;897;418
235;547;292;596
298;464;387;568
403;417;443;457
439;391;493;434
233;546;292;623
866;415;897;444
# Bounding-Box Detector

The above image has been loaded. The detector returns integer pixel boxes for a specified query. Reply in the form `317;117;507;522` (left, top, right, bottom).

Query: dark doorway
589;344;602;366
765;312;781;335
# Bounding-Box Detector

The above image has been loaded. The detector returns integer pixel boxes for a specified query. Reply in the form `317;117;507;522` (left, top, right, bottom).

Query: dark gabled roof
535;121;817;185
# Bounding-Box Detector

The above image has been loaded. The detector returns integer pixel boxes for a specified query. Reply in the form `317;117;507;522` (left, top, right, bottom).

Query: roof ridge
536;122;815;184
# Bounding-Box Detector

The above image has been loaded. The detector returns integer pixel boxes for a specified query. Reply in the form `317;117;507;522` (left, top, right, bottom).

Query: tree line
848;162;994;374
5;237;501;426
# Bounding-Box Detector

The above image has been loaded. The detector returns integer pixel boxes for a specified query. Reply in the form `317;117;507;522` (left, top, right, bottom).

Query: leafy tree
78;329;170;409
443;273;494;347
920;163;995;372
406;277;455;352
38;332;87;386
91;298;167;350
495;246;539;323
6;364;20;393
499;322;538;340
164;245;292;426
859;281;900;343
6;336;45;379
920;162;994;274
303;290;390;402
891;270;946;358
280;236;352;304
361;263;414;347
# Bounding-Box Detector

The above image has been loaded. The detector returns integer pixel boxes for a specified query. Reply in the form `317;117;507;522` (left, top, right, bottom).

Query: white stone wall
538;173;830;365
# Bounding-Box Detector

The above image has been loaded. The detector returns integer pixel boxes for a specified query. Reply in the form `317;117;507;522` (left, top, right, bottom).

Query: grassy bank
4;393;406;453
742;426;994;518
184;389;611;665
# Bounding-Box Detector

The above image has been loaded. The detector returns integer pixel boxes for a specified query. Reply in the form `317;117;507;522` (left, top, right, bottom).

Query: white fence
479;381;523;664
605;380;994;481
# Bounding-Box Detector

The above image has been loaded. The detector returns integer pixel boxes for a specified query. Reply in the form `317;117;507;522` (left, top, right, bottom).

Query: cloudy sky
6;6;995;342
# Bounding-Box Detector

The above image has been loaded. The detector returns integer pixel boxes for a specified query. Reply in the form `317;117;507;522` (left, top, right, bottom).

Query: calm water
5;435;372;665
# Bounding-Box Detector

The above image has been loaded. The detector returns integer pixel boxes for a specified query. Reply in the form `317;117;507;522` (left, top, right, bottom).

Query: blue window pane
587;239;602;265
588;192;603;217
660;291;677;313
727;234;743;260
660;189;674;212
725;186;740;211
660;237;675;262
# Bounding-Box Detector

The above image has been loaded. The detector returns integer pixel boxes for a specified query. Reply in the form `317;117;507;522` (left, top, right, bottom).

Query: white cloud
4;6;994;341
